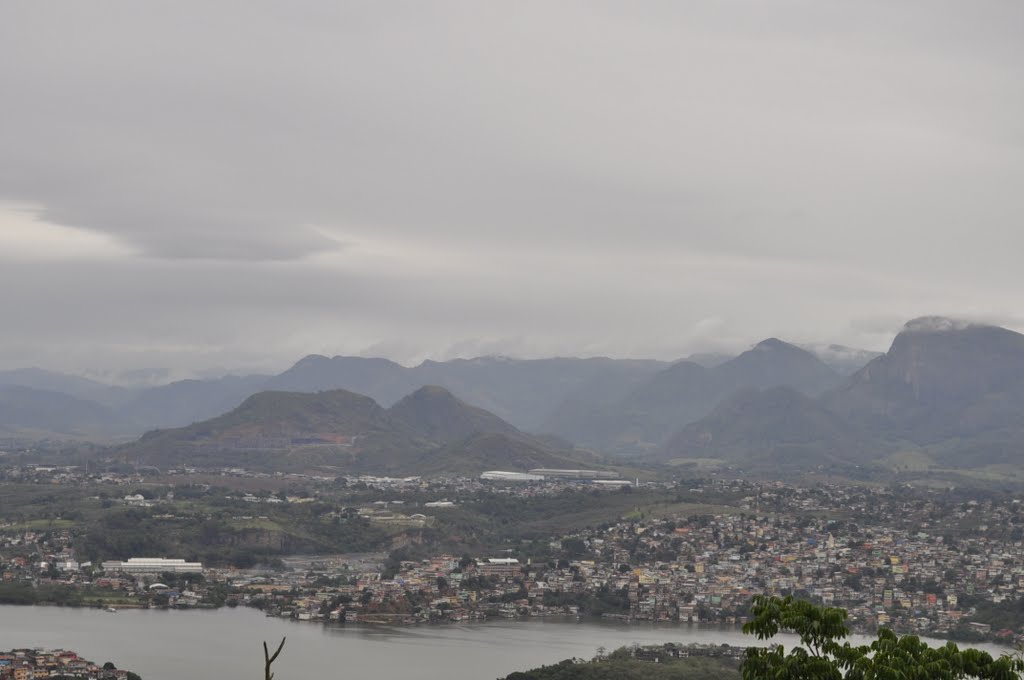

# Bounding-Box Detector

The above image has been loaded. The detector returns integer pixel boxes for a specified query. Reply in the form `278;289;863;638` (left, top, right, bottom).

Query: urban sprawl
2;464;1024;647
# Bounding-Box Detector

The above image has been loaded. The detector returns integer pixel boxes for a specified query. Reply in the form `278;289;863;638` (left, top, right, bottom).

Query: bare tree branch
263;637;286;680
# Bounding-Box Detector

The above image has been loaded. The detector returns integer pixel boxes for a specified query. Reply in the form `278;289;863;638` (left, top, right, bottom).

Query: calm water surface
0;606;1012;680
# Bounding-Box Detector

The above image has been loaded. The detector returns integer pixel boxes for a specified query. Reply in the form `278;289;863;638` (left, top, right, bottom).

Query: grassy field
2;518;77;531
621;500;740;521
880;449;937;472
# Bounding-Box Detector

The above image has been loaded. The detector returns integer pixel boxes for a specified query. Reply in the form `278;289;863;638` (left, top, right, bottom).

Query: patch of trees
501;656;737;680
741;595;1024;679
0;581;84;606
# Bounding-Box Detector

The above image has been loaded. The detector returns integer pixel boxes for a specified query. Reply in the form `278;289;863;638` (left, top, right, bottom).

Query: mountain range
121;385;602;475
541;338;843;454
10;317;1024;477
661;317;1024;473
0;343;869;441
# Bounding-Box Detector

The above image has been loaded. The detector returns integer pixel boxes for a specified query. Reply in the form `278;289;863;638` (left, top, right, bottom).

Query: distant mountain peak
901;316;980;334
290;354;331;368
388;385;518;443
743;338;826;362
405;384;459;400
752;337;793;351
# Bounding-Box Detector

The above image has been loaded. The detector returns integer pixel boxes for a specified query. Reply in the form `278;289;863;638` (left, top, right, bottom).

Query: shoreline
0;603;1018;680
0;598;1014;652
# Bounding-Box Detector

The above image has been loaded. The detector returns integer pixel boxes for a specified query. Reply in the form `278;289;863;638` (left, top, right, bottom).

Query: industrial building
527;468;619;480
101;557;204;574
480;471;545;482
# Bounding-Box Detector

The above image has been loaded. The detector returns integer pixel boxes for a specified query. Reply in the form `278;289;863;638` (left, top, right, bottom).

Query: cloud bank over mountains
1;1;1022;373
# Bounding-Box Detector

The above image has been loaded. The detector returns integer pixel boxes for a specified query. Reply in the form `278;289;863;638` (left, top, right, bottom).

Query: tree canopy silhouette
741;595;1023;680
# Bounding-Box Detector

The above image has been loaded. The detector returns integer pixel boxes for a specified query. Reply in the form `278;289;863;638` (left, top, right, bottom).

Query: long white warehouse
480;471;545;482
101;557;204;574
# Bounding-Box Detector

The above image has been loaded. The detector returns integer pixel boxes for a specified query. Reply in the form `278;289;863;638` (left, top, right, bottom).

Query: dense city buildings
0;649;138;680
2;463;1024;645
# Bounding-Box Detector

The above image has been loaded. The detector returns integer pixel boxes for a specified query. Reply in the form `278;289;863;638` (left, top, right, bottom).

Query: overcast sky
1;1;1022;380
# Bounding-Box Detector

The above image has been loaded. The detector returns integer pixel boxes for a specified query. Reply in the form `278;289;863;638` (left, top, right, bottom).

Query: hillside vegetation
117;386;605;476
499;656;739;680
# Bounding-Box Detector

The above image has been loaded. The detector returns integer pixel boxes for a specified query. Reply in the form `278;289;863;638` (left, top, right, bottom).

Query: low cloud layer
1;1;1022;376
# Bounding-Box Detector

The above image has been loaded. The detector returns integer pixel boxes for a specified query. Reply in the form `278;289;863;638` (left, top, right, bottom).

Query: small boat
105;607;117;613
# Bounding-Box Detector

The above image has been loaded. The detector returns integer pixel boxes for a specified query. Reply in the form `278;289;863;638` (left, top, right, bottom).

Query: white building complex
528;468;620;480
101;557;204;574
481;469;629;484
480;471;545;482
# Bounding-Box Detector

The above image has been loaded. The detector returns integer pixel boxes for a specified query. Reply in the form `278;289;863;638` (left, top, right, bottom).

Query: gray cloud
1;1;1022;375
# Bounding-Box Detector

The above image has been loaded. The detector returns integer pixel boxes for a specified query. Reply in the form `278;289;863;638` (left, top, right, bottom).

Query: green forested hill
389;385;520;443
116;386;601;475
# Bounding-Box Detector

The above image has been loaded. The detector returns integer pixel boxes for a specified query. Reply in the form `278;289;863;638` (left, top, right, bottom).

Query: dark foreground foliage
742;595;1024;680
500;656;739;680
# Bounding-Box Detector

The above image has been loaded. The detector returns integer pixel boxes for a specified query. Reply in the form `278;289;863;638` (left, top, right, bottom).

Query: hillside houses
240;485;1024;644
0;649;137;680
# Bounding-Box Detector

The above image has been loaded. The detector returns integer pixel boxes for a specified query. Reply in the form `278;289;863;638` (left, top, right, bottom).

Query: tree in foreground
742;595;1023;680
